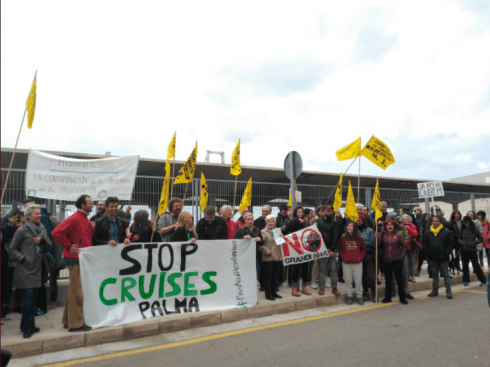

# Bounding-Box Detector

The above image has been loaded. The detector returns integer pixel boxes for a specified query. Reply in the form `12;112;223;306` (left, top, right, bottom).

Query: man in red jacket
51;194;95;332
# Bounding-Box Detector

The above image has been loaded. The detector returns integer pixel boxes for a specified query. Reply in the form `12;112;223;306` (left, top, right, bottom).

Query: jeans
407;250;416;277
428;259;451;294
20;288;39;333
343;262;363;298
292;262;309;288
461;252;487;284
384;260;406;301
318;254;338;289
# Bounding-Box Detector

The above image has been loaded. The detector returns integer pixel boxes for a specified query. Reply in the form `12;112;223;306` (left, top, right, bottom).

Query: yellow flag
333;174;343;212
26;75;37;129
230;139;241;176
200;172;208;213
238;178;252;212
157;163;171;216
174;143;198;184
361;136;395;170
344;181;359;222
167;132;176;160
287;193;292;207
372;179;383;221
336;137;361;161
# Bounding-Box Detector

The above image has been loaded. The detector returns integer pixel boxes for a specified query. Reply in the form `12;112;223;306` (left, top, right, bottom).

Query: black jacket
316;216;340;252
93;215;129;246
129;225;162;243
89;211;105;222
196;216;228;240
423;227;455;262
234;225;263;246
254;217;267;231
171;227;196;242
459;228;483;253
285;219;306;235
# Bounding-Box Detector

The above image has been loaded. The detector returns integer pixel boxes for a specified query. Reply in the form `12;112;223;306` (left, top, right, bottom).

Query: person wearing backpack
460;216;487;287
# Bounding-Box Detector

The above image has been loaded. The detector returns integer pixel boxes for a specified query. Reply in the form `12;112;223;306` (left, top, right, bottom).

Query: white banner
25;149;139;201
79;239;257;329
417;181;445;198
281;224;328;266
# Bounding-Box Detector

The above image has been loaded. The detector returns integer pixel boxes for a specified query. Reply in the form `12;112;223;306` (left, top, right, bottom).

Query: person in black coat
171;212;197;242
234;213;263;243
130;210;162;243
459;216;486;286
196;206;228;240
92;197;130;246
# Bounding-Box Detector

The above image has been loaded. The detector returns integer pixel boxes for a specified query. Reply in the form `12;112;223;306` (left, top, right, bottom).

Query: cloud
353;27;397;64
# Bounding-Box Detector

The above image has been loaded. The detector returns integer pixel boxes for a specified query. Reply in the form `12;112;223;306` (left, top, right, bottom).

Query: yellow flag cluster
238;178;252;212
344;181;359;223
157;133;176;216
175;143;198;184
230;139;241;176
333;174;343;212
200;172;208;213
26;75;37;129
372;179;383;221
336;137;361;161
336;136;395;170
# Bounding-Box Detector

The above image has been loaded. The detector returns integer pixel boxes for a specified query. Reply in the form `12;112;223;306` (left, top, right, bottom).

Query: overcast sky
2;0;489;182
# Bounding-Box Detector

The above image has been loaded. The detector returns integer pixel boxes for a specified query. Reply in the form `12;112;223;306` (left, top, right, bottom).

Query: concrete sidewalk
1;266;487;359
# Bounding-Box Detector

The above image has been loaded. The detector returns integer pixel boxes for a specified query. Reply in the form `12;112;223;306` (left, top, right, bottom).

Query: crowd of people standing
2;194;489;339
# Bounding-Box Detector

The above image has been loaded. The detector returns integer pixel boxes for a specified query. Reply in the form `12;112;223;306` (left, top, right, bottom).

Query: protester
254;205;272;289
236;208;249;228
308;205;324;289
413;207;423;226
335;210;346;283
157;198;183;241
449;210;464;272
196;206;228;240
400;214;418;283
89;200;106;221
116;204;132;222
477;211;490;270
416;213;430;276
51;194;94;332
357;215;376;302
423;216;455;299
171;212;197;242
338;221;366;305
129;210;162;243
428;206;451;229
373;201;389;227
316;205;341;296
221;205;238;239
285;207;311;296
275;204;290;233
93;197;130;246
9;204;52;338
362;206;373;228
459;216;486;286
259;214;283;301
234;213;263;243
379;219;408;304
468;211;484;268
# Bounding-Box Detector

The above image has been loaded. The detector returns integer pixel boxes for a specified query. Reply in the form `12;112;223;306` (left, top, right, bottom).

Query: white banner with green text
79;239;257;329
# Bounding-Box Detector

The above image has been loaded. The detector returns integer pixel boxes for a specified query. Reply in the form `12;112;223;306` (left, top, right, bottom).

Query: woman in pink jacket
401;214;418;283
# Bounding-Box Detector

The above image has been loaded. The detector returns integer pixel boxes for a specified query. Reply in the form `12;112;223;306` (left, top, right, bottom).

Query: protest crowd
2;194;489;339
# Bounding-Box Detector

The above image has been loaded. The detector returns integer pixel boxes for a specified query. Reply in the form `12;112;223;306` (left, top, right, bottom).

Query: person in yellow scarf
423;217;456;299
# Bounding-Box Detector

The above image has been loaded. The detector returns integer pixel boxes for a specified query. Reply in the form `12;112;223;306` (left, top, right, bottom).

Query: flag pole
232;175;238;214
358;155;361;203
183;183;189;203
1;71;37;208
375;220;378;304
170;156;176;197
324;155;359;206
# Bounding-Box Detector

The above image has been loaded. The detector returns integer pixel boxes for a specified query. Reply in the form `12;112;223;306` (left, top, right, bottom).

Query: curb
2;272;487;359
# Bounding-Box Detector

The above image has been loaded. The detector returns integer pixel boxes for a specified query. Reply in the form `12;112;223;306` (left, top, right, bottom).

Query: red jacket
402;223;418;250
224;218;238;240
51;210;94;259
339;234;366;264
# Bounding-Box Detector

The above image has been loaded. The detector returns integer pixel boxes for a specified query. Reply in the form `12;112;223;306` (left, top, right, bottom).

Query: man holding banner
158;198;183;241
93;197;130;246
51;194;95;332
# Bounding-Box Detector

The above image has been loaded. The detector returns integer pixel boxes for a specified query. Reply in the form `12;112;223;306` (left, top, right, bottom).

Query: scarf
430;224;443;236
25;220;43;237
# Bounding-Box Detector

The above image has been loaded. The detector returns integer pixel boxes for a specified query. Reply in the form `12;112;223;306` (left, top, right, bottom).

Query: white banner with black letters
79;239;257;329
25;149;139;201
281;224;328;266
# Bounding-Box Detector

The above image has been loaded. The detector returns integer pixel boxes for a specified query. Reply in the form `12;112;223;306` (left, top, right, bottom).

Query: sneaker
332;287;341;296
35;309;48;317
346;297;353;305
358;298;364;305
318;289;325;296
463;282;469;286
480;282;487;287
311;280;318;289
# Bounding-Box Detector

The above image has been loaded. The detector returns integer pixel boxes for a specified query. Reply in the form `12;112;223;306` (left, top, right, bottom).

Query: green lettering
121;277;137;302
139;274;157;300
99;277;117;306
158;272;166;298
201;271;217;295
184;272;198;296
165;272;182;297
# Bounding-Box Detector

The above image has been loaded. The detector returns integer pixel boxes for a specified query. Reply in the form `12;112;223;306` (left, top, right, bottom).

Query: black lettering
144;244;158;273
161;299;174;315
158;244;174;271
188;297;200;312
138;301;150;319
180;243;198;272
120;245;143;276
151;300;164;317
175;298;188;313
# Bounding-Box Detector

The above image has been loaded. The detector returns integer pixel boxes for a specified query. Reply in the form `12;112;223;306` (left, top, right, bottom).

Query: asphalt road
29;286;490;367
